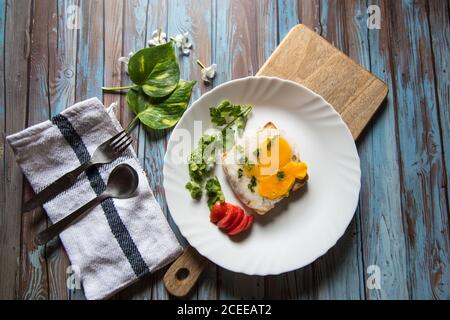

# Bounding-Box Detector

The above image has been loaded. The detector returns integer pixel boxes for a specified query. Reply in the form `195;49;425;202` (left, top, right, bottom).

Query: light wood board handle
163;246;207;297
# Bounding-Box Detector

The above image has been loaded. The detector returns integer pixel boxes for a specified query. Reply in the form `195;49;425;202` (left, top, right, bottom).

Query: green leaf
127;80;196;130
126;88;150;115
205;176;225;210
127;42;180;98
185;180;202;200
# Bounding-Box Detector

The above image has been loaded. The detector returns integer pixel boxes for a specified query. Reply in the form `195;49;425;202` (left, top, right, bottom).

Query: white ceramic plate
163;76;360;275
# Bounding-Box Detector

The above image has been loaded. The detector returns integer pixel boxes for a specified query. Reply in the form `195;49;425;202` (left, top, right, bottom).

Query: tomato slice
217;205;238;230
228;214;250;236
210;201;228;223
243;214;254;231
225;207;245;232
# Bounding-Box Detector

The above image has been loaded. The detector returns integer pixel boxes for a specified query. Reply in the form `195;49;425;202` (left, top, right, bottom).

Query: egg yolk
244;136;308;199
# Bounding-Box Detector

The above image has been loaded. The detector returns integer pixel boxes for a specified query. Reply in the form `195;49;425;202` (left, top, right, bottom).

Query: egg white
222;125;301;215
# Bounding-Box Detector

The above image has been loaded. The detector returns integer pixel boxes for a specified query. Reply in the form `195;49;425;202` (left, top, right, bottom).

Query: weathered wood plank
428;0;450;237
103;0;123;110
277;0;299;40
0;0;7;298
389;0;449;299
347;0;409;299
0;0;6;294
45;0;80;300
112;0;151;300
166;0;214;299
75;0;104;102
19;0;61;300
299;0;321;33
1;0;33;300
214;0;263;299
116;0;149;161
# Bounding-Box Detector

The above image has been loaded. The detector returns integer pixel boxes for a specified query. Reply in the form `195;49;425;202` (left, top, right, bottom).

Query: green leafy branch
102;41;196;130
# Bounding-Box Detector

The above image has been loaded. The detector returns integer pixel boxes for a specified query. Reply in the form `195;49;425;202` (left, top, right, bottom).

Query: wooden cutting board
163;24;388;297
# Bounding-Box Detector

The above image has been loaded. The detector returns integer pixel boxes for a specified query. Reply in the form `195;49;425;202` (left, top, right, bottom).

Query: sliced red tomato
210;201;228;223
243;214;254;231
217;205;238;230
211;201;254;236
225;207;245;232
228;214;250;236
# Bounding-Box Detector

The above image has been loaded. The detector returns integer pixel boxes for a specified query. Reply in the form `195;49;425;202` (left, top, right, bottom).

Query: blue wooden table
0;0;448;300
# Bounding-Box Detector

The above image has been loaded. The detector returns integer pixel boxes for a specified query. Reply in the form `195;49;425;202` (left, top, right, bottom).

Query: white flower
173;32;192;55
118;51;134;73
148;29;167;47
198;61;217;84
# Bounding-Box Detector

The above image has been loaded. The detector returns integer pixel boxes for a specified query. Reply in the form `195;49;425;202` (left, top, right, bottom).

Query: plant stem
196;60;206;69
223;105;252;131
126;116;140;132
102;84;138;91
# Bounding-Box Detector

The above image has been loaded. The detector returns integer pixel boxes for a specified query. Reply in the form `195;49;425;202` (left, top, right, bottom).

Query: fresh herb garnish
205;176;225;210
185;181;202;200
102;41;196;130
277;171;285;181
248;176;257;193
238;168;244;179
187;134;217;184
209;100;252;151
242;156;255;172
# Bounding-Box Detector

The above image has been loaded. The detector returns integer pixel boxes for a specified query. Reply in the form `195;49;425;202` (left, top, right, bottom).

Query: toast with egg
222;122;308;215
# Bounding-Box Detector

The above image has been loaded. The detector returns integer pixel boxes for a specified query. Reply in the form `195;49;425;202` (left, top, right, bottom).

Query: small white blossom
148;29;167;47
173;32;192;55
199;62;217;84
118;52;134;72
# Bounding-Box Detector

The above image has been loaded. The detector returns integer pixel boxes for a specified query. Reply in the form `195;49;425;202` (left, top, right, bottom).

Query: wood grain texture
46;0;79;300
388;0;449;299
1;0;33;299
103;0;123;110
0;0;6;293
2;0;450;300
163;246;207;298
355;0;409;299
19;0;59;300
299;0;321;33
428;0;450;235
0;0;7;299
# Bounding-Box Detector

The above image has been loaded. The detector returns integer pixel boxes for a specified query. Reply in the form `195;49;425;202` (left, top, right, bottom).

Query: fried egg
222;122;308;215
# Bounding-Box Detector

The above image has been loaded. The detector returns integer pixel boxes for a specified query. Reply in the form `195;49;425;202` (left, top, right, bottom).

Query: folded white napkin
6;97;182;300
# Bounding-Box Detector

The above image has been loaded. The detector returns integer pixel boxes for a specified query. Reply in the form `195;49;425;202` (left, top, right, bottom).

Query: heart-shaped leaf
126;80;196;130
127;42;180;98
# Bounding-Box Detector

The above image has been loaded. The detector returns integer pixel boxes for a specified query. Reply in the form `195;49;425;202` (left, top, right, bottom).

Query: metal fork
22;130;133;212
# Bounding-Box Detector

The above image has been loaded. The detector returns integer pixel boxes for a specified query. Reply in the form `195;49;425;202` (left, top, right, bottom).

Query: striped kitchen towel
6;97;182;300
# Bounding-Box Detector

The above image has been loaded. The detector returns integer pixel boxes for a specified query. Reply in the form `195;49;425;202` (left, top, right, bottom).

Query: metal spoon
35;164;139;245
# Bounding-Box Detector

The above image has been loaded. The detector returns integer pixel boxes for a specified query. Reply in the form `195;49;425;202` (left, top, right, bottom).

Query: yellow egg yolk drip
244;136;308;199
